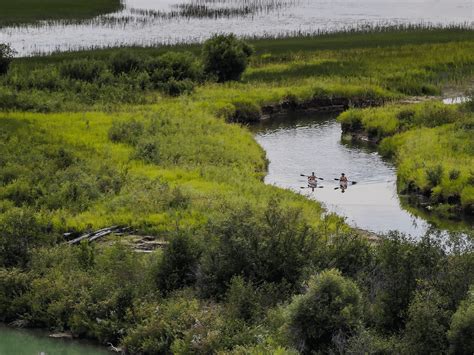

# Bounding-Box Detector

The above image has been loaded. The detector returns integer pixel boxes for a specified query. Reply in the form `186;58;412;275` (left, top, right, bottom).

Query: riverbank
1;28;474;353
0;0;122;28
338;101;474;219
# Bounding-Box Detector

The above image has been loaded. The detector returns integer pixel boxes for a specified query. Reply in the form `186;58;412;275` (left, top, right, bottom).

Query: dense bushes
288;269;363;353
448;287;474;354
59;59;106;82
202;34;254;82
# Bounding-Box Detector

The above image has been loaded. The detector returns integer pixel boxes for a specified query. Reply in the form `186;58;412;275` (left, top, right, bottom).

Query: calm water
253;111;471;236
0;326;109;355
1;0;473;56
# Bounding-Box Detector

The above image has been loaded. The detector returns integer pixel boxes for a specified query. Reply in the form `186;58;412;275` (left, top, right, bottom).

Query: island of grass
0;28;473;354
0;0;123;28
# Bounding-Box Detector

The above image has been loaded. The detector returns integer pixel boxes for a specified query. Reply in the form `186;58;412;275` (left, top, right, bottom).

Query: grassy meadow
338;101;474;217
1;28;474;353
0;0;123;28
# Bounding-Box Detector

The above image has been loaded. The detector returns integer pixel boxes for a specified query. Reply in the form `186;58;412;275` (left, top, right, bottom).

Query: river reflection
253;111;471;236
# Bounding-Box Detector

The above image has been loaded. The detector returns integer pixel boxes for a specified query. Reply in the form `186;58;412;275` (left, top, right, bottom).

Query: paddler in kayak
339;173;348;192
307;172;319;187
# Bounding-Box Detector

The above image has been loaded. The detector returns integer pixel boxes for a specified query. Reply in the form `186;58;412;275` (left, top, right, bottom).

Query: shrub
134;138;160;164
0;43;15;75
197;202;320;298
229;100;261;123
202;34;253;82
225;276;262;323
403;285;450;354
155;233;201;295
0;208;52;267
287;269;363;353
109;50;143;75
159;78;195;96
59;59;105;82
426;165;443;188
148;51;202;83
108;119;144;145
447;287;474;355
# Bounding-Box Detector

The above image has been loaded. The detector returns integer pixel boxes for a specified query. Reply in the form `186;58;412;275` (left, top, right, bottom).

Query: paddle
334;178;357;185
301;186;324;189
300;174;324;180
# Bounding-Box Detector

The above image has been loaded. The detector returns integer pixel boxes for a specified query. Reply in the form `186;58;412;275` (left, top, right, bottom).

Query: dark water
1;0;472;56
0;326;109;355
253;111;471;236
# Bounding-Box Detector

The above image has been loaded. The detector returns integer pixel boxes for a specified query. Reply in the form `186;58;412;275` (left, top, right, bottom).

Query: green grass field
0;0;122;27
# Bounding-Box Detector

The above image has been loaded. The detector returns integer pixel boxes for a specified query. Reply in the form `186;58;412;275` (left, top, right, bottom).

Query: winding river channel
253;110;472;237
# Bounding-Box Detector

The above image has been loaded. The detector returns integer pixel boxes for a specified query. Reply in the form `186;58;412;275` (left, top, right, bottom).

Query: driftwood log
66;226;130;245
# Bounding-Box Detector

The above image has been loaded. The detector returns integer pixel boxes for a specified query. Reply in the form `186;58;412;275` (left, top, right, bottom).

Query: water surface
0;326;109;355
1;0;472;56
253;111;470;236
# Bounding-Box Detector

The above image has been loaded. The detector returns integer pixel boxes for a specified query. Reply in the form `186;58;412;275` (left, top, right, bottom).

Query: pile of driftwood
65;226;131;245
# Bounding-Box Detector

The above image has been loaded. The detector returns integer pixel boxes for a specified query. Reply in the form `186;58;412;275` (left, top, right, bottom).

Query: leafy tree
202;34;253;82
0;208;51;267
448;287;474;354
288;269;363;354
0;43;15;75
155;233;201;295
197;202;320;298
109;50;143;75
403;284;450;354
225;276;262;323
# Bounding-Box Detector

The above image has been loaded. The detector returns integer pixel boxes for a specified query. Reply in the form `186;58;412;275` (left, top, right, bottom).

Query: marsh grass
0;0;123;28
338;102;474;214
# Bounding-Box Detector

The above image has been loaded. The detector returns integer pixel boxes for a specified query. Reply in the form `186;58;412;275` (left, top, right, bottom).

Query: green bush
0;208;53;267
0;43;14;75
108;119;144;145
109;50;143;75
59;59;105;82
202;34;253;82
134;137;160;164
155;233;201;295
148;51;202;83
0;268;30;322
287;269;363;353
448;287;474;355
225;276;262;323
229;100;262;123
198;202;321;298
403;285;450;354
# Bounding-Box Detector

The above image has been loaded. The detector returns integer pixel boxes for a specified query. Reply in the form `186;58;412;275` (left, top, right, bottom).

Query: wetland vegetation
0;27;473;354
0;0;123;28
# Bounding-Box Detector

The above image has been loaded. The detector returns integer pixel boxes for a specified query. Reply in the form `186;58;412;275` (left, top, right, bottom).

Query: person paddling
307;172;318;186
339;173;348;192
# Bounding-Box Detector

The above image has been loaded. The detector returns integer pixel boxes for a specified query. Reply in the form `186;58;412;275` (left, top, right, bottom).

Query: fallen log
67;225;121;245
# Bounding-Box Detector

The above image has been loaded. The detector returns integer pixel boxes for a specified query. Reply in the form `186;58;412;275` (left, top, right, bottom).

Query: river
0;326;109;355
1;0;473;56
253;110;472;237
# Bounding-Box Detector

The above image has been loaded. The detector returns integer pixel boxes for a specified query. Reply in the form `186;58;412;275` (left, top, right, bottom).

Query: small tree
448;287;474;354
155;233;201;295
288;269;363;353
404;285;450;354
0;43;15;75
202;34;253;82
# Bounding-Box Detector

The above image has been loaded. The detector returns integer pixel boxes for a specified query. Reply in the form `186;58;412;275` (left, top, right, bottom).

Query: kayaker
308;172;318;185
339;173;348;192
